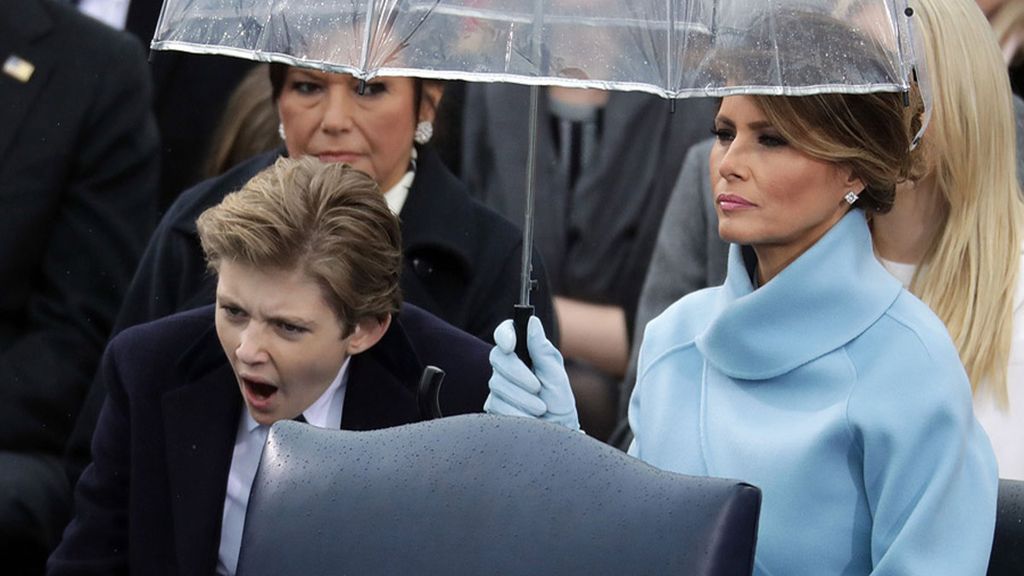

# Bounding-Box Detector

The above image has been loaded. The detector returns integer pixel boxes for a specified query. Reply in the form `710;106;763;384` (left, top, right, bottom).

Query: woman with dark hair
485;13;998;575
118;63;554;342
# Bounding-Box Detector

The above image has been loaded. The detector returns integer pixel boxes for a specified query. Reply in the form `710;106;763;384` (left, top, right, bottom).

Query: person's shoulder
397;302;489;353
873;290;963;366
110;304;216;358
39;0;143;61
845;289;971;410
165;149;283;233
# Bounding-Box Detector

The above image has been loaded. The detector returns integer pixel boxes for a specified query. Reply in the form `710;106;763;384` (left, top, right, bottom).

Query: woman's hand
484;317;580;431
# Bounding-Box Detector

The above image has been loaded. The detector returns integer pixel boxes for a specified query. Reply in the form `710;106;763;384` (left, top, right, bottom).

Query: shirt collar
695;210;903;380
242;356;351;433
383;148;416;216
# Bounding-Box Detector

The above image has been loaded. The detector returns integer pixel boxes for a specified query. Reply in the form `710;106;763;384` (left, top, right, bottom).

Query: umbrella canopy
151;0;921;98
151;0;927;331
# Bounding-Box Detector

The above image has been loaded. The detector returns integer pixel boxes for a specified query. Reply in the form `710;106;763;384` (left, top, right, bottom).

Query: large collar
695;210;902;380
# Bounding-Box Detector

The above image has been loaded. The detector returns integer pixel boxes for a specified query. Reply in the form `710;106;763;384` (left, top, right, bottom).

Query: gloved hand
484;316;580;431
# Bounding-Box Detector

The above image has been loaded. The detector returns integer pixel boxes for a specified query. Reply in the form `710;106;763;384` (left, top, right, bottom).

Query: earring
414;121;433;145
844;191;859;205
278;123;286;141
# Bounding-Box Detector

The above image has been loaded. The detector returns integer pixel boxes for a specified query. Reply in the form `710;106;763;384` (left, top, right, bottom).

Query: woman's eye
711;128;734;142
759;134;788;148
291;81;322;95
357;82;388;97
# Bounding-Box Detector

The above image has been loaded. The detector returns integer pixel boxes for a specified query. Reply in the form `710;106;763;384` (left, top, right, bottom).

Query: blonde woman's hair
196;157;403;333
203;64;281;179
912;0;1023;405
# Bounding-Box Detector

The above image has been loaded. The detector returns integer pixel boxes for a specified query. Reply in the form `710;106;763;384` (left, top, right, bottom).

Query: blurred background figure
978;0;1024;95
76;0;258;208
462;83;716;440
0;0;158;572
202;64;280;179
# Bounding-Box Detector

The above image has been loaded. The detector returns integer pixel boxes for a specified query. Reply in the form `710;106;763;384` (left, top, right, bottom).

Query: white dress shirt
76;0;131;30
383;160;415;216
216;357;351;576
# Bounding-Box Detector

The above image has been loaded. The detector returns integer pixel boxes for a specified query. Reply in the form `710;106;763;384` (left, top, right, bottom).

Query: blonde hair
203;64;281;179
912;0;1023;404
197;157;402;333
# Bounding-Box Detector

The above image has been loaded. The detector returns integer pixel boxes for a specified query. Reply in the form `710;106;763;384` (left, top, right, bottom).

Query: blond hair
203;64;281;179
911;0;1023;404
197;157;402;333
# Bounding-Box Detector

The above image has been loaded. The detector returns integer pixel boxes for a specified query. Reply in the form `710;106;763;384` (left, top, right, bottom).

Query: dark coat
49;303;491;575
0;0;158;455
65;145;553;481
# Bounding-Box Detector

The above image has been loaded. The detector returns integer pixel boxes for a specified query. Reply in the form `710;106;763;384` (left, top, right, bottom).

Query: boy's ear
345;314;391;355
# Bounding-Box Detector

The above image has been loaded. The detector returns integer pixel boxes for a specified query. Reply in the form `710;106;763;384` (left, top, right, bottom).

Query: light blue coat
629;210;998;575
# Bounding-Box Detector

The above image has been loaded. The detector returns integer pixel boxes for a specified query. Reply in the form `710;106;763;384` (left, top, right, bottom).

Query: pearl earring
414;121;433;145
278;122;286;141
844;191;859;205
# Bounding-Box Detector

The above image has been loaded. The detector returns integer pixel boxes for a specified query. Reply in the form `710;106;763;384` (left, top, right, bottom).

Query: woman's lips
716;193;756;211
317;152;361;163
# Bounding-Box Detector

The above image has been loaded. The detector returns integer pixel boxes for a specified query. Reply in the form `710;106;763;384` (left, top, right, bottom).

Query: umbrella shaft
519;84;540;305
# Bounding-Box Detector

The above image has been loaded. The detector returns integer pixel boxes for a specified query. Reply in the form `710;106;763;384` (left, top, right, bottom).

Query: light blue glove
484;316;580;431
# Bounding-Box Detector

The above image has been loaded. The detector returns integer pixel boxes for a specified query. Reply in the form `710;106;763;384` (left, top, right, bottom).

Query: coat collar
162;314;242;576
695;210;902;380
400;146;476;279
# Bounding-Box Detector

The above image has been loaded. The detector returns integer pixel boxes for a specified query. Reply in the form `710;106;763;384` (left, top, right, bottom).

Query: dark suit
49;303;490;575
121;0;258;208
462;85;718;338
0;0;158;569
64;144;554;484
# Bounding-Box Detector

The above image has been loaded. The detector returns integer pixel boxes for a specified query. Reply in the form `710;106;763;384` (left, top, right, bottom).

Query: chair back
989;478;1024;575
237;414;761;576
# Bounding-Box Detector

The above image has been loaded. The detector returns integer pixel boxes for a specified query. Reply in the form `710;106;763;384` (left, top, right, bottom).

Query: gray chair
988;478;1024;576
237;414;761;576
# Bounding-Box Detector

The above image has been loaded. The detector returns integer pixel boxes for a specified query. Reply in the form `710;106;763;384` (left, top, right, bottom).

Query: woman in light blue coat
486;27;999;576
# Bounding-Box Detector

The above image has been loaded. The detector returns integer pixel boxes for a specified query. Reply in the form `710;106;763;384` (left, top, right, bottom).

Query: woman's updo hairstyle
708;8;926;213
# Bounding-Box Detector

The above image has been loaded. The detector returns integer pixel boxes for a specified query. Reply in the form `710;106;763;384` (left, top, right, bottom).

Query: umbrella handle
513;304;534;369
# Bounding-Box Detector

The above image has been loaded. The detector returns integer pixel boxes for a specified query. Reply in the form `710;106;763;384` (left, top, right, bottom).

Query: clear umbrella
152;0;919;97
151;0;925;355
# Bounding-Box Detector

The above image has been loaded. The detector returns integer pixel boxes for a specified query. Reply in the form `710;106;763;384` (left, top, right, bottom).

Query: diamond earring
844;191;859;205
414;121;433;145
278;122;286;141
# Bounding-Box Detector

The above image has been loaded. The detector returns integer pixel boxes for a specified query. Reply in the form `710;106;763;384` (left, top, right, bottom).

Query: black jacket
0;0;158;455
49;303;490;575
